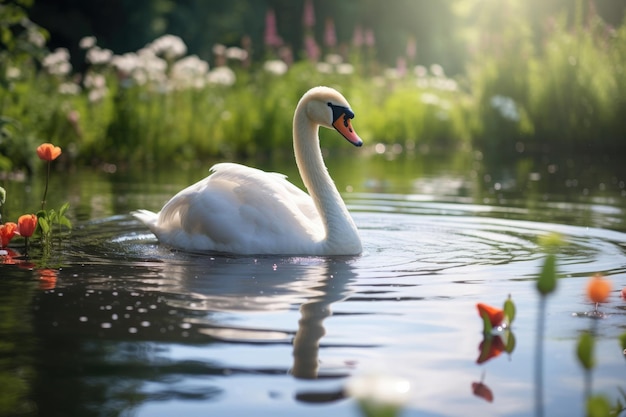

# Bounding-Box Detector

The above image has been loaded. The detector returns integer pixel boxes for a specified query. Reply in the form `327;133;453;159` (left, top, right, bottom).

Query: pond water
1;149;625;417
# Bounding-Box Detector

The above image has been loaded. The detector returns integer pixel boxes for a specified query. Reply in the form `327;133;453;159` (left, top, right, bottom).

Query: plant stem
535;296;546;417
41;160;50;211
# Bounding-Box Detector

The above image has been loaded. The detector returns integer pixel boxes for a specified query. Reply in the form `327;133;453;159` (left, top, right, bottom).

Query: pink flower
324;18;336;48
352;26;364;48
264;9;283;48
303;0;315;29
365;28;376;48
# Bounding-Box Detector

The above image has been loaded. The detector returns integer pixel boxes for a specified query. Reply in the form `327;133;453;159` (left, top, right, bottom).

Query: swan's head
303;86;363;147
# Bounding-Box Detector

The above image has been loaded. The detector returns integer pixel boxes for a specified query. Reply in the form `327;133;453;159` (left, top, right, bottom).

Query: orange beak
328;103;363;147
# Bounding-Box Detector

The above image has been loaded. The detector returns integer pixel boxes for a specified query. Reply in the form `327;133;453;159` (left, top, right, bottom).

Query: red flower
0;222;17;248
17;214;38;238
36;143;62;161
477;303;504;327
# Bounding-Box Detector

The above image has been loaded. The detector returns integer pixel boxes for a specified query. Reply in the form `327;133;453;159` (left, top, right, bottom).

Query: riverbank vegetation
1;0;625;172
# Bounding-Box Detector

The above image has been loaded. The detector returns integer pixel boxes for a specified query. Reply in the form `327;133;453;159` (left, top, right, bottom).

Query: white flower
315;62;332;74
430;64;445;77
206;66;236;86
88;87;108;103
225;47;248;61
58;82;81;95
264;59;288;76
148;34;187;60
84;73;106;90
42;48;72;76
79;36;97;49
6;67;21;80
111;53;140;75
325;54;343;65
86;46;113;65
414;65;427;78
336;63;354;75
212;43;226;56
28;30;46;48
171;55;209;89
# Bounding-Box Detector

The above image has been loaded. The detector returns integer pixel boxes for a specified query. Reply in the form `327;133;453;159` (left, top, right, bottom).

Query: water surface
1;150;625;417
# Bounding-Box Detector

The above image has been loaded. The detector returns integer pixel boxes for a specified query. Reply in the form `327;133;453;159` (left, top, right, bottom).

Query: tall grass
466;2;626;149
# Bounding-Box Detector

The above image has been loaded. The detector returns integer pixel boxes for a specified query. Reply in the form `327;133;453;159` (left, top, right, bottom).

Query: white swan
133;86;363;255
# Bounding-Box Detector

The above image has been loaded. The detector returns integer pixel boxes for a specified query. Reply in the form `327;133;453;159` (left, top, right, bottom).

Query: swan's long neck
293;100;361;254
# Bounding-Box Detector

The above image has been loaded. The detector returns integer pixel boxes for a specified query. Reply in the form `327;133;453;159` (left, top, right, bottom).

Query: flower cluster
0;142;71;256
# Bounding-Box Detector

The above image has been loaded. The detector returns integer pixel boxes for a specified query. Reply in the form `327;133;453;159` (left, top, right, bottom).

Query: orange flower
586;274;612;304
0;222;17;248
36;143;62;161
477;303;504;327
17;214;38;238
621;287;626;300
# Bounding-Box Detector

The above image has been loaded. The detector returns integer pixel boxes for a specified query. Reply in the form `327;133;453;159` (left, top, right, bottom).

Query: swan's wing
153;163;322;252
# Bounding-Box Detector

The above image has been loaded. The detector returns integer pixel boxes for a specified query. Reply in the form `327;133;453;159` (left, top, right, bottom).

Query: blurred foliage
0;0;625;170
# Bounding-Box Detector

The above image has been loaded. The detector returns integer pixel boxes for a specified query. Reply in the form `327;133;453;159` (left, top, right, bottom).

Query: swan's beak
332;111;363;147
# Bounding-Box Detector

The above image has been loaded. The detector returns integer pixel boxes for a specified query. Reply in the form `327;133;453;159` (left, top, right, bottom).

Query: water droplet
128;327;137;334
79;316;88;322
101;323;112;329
140;321;150;327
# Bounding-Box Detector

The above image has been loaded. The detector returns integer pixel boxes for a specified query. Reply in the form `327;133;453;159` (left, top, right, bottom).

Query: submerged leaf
577;332;595;370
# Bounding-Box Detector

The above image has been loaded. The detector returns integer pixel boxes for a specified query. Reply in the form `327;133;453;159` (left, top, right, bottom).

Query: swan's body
133;86;363;255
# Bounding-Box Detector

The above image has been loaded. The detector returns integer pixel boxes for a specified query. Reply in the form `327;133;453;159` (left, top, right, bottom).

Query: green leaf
58;202;70;217
503;294;516;325
586;395;611;417
58;215;72;230
577;332;595;370
480;310;493;334
537;253;557;295
38;216;50;234
619;332;626;351
504;330;516;354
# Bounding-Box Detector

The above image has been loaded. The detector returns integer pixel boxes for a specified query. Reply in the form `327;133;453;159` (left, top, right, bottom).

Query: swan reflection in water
161;254;358;379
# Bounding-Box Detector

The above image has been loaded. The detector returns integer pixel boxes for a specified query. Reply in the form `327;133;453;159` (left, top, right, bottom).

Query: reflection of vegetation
0;274;36;416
